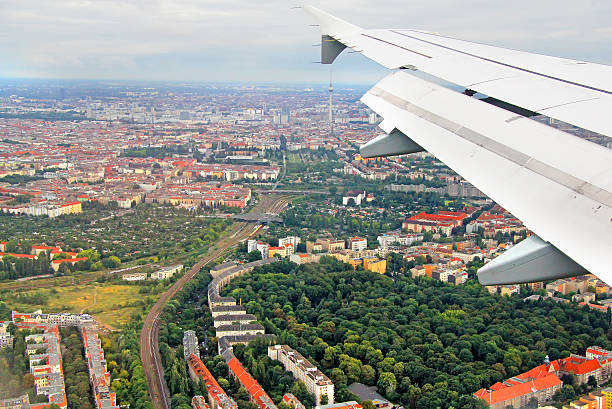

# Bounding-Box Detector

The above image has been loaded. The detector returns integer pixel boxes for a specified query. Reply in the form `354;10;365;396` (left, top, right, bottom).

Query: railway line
140;195;289;409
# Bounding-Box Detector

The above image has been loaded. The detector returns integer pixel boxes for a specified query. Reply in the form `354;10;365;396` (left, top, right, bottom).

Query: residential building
268;345;334;406
211;262;238;278
213;314;257;328
601;388;612;408
223;350;277;409
551;354;608;386
0;322;13;348
279;236;301;248
574;293;597;304
255;242;270;259
211;305;247;318
216;324;265;338
268;246;286;258
289;253;322;265
192;396;210;409
306;241;324;253
12;310;94;327
377;232;422;249
318;239;345;253
81;325;120;409
363;257;387;274
186;354;238;409
342;191;366;206
217;335;276;356
18;323;68;409
51;257;88;272
282;394;306;409
151;264;183;280
403;211;467;236
349;237;367;252
474;365;562;409
183;330;200;360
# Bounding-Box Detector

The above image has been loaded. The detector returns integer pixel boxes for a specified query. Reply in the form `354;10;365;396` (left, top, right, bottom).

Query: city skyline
2;0;612;83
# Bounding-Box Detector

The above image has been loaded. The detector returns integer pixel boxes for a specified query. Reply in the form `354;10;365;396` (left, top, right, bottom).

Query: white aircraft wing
304;6;612;286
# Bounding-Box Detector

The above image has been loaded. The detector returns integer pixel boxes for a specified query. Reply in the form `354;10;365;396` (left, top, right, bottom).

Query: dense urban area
0;79;611;409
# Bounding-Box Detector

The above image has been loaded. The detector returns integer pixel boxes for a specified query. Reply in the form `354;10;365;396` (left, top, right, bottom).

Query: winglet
302;6;361;36
303;6;361;64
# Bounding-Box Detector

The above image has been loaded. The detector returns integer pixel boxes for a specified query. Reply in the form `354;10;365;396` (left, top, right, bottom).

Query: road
140;195;290;409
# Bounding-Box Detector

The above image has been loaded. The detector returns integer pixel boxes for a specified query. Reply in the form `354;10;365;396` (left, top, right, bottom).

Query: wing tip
302;5;362;35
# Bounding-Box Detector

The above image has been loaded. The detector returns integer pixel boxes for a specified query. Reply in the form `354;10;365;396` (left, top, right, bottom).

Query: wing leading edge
303;6;612;286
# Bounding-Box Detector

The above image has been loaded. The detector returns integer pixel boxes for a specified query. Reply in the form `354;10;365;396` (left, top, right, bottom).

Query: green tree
378;372;397;395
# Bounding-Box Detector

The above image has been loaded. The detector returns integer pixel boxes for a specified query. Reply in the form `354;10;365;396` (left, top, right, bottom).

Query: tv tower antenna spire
328;67;334;138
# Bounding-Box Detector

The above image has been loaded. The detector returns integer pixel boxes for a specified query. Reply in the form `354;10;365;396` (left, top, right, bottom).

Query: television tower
328;69;333;137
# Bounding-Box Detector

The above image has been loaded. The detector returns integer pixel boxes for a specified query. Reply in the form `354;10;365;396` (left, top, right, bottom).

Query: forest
220;258;612;409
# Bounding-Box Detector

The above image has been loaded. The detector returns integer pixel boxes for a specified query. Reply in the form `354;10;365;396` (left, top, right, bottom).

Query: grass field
1;283;154;330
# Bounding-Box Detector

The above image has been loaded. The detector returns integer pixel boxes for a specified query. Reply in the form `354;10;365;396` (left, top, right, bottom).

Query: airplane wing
303;6;612;286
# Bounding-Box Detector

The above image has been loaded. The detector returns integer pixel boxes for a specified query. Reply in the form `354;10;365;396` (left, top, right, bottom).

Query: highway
140;195;290;409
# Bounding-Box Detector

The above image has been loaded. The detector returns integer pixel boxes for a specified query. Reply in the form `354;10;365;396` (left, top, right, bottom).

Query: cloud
0;0;610;83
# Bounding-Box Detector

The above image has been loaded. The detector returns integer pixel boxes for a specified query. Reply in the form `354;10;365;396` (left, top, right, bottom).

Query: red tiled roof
475;373;561;405
51;257;87;264
0;252;36;259
555;356;602;375
227;357;275;409
474;364;562;406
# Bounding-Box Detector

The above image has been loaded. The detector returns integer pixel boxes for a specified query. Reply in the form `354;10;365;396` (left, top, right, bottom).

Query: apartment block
12;310;94;327
223;350;277;409
211;305;247;318
81;325;119;409
151;264;183;280
213;314;257;328
216;324;265;338
282;394;306;409
192;396;210;409
186;354;238;409
268;345;334;406
349;237;367;252
0;322;14;348
183;330;200;361
474;365;562;409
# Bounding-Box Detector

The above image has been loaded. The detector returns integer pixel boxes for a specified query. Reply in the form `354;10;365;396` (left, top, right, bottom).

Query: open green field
1;283;154;330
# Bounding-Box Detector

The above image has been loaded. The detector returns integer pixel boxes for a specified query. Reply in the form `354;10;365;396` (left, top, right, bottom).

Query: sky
1;0;612;84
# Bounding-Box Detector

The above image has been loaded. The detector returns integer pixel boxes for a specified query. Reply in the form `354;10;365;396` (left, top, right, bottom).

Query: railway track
140;195;289;409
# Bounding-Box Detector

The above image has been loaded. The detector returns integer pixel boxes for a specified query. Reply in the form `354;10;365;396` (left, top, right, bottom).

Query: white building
247;239;258;254
268;345;334;406
377;232;423;249
256;242;269;259
279;236;301;248
342;191;366;206
349;237;367;252
151;264;183;280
